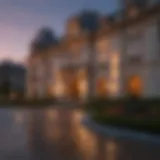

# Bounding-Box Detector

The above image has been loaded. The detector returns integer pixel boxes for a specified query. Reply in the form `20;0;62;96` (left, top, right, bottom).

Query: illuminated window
68;76;79;99
127;75;142;96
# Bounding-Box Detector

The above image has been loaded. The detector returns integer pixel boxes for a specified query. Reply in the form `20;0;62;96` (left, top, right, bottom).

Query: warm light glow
44;110;61;142
78;70;88;99
96;77;107;96
128;76;142;96
47;109;59;120
79;79;88;98
108;83;119;94
105;140;118;160
53;71;66;97
72;110;97;159
54;82;65;97
108;52;120;96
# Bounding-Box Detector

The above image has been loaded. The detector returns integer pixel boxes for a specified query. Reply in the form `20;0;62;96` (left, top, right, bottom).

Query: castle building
27;0;160;100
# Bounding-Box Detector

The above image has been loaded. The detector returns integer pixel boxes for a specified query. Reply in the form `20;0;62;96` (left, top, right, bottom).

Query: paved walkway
0;107;159;160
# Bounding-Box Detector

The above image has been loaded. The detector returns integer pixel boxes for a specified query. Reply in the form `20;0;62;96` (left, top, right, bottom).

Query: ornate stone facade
27;1;160;100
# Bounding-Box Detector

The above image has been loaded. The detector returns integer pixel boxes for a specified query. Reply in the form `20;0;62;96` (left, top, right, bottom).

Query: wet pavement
0;107;159;160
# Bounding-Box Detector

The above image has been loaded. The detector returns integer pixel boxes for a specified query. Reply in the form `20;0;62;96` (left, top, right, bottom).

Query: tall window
126;27;144;64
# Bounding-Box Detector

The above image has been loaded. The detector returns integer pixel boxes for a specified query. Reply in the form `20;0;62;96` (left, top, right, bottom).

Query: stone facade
27;1;160;100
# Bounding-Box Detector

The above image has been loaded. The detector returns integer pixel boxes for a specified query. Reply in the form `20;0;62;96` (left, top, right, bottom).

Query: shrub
85;97;160;118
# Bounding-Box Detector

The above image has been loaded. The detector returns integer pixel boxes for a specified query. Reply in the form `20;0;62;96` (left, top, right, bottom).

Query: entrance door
69;74;79;99
127;75;142;97
96;77;107;97
63;69;79;100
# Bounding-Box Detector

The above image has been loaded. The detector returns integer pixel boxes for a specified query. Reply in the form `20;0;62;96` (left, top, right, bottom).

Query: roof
28;2;160;60
97;2;160;38
31;27;58;53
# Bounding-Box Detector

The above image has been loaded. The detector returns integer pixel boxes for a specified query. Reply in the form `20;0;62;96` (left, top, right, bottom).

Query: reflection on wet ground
0;107;159;160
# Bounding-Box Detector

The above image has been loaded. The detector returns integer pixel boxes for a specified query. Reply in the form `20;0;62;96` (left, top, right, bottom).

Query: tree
0;81;10;98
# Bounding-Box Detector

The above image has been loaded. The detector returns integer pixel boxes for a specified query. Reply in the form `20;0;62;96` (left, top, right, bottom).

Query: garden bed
93;115;160;135
85;97;160;135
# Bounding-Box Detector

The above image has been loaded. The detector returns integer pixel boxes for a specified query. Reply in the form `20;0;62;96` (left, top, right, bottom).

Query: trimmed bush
94;116;160;135
86;97;160;135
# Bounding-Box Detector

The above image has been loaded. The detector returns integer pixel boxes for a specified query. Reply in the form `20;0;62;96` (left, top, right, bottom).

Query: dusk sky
0;0;119;63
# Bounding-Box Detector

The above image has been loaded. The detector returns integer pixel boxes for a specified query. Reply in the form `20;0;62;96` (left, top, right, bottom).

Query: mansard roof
97;2;160;38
